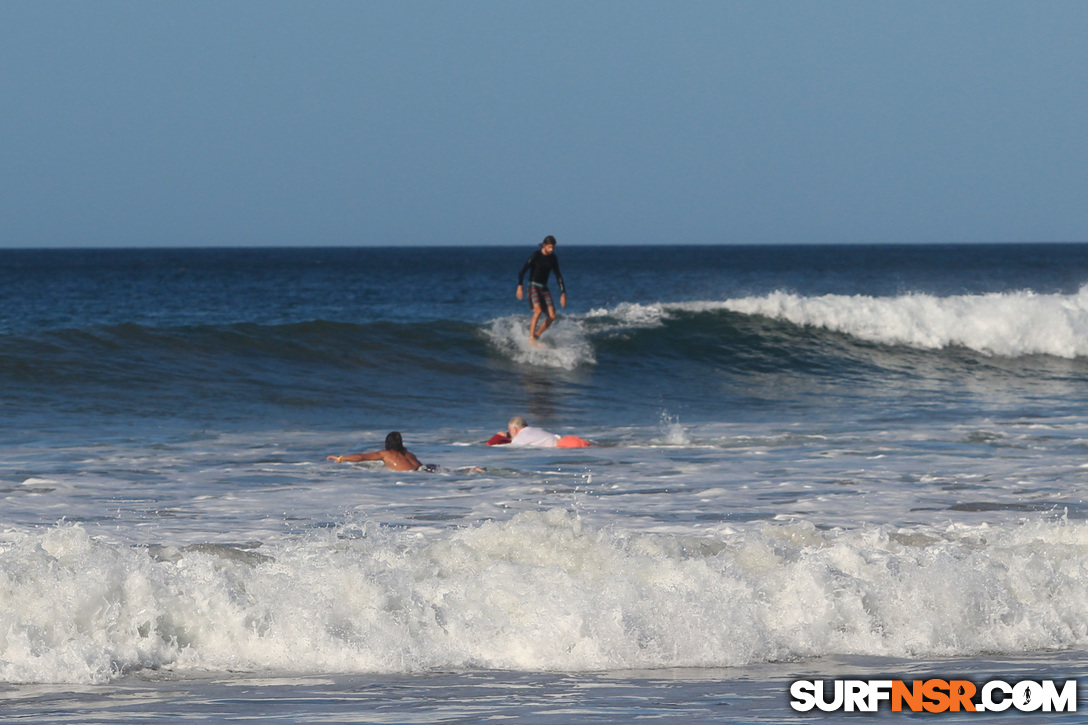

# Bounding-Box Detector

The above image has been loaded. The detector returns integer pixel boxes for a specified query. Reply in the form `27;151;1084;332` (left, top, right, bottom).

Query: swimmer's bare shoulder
382;449;423;471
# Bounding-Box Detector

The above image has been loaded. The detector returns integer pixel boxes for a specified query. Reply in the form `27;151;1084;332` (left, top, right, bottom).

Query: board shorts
529;283;554;312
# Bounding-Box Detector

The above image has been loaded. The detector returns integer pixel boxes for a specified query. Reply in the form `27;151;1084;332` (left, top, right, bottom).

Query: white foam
584;302;671;330
484;315;596;369
701;286;1088;358
3;513;1087;683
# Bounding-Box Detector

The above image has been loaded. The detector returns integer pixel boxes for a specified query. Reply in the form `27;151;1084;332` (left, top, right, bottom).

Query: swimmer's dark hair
385;431;406;452
541;235;556;247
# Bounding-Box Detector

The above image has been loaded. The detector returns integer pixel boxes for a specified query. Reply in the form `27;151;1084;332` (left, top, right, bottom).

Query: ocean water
2;243;1088;721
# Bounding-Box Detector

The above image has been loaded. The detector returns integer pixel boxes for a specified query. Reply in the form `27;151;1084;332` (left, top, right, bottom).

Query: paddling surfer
487;416;591;447
516;235;566;342
327;431;428;471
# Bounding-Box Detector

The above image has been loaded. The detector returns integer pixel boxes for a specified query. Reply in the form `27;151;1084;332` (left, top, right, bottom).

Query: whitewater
4;513;1088;685
714;286;1088;359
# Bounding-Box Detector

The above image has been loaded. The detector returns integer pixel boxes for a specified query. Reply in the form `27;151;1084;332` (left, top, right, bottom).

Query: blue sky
2;1;1086;248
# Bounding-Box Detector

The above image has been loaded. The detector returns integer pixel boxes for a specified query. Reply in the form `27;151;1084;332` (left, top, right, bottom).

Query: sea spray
656;412;691;446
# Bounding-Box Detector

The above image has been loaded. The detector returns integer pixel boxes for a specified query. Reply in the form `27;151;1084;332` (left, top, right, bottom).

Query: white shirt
509;426;560;447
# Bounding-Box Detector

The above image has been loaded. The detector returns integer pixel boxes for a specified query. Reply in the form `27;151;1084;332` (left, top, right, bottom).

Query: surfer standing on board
516;235;566;342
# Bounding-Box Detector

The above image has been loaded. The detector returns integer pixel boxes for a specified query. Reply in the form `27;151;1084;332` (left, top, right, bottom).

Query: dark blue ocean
2;244;1087;721
7;244;1088;435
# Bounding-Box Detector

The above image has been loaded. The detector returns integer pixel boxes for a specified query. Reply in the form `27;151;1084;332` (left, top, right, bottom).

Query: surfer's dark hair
541;235;556;247
385;431;406;452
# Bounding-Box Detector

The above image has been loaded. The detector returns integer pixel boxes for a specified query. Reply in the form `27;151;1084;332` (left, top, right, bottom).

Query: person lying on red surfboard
486;416;591;447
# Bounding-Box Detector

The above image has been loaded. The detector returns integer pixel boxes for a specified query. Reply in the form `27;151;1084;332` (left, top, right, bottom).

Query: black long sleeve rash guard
518;250;565;293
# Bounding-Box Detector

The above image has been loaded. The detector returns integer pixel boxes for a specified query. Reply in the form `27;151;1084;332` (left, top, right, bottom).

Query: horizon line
1;239;1086;252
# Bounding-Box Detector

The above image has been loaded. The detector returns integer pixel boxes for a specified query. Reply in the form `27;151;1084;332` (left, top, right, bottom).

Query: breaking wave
3;513;1087;683
710;286;1088;359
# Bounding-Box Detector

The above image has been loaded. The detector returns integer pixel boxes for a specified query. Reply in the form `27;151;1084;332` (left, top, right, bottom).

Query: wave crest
710;286;1088;358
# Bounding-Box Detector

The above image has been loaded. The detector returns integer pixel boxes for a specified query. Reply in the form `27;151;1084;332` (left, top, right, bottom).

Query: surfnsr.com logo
790;679;1077;713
